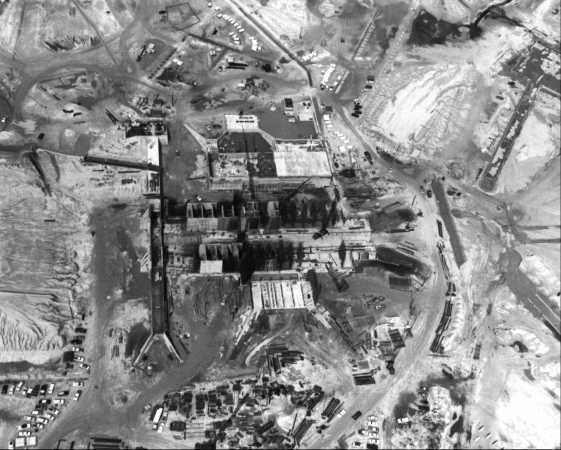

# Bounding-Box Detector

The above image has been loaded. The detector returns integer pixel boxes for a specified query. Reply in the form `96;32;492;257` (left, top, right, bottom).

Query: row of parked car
1;381;55;398
5;323;90;448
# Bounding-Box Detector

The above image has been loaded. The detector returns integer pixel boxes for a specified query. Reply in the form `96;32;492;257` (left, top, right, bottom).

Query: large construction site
0;0;559;449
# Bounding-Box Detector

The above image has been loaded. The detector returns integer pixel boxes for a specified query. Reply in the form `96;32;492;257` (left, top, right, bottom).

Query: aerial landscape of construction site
0;0;559;449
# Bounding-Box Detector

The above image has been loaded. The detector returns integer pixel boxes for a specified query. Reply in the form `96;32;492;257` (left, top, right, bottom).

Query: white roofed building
225;114;260;132
251;270;316;313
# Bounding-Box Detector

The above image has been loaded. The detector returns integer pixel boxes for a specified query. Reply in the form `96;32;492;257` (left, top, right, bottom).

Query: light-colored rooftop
225;114;260;132
273;148;331;177
199;260;224;274
251;271;315;311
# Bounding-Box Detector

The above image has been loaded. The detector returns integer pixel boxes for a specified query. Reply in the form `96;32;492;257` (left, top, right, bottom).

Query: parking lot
1;320;91;449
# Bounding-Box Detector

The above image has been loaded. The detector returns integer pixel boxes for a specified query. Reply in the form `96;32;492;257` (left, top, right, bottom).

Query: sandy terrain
498;90;560;193
506;0;561;42
375;61;481;160
0;0;23;55
0;292;71;364
237;0;320;44
419;0;491;23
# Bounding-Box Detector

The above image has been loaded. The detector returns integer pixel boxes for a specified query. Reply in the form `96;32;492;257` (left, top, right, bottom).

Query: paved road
224;0;313;86
479;82;535;192
431;179;466;267
501;248;561;336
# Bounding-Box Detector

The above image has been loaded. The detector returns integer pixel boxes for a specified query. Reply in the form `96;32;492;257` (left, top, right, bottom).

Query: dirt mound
0;292;71;363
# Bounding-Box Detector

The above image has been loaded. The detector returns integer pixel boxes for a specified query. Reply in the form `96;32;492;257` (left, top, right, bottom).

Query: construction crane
281;177;312;202
239;110;256;202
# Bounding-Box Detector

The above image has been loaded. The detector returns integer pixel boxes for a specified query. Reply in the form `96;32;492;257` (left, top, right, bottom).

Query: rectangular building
251;271;315;312
225;114;260;132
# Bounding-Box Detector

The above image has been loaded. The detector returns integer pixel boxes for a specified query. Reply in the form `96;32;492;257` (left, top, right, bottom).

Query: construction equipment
326;262;349;292
281;177;312;202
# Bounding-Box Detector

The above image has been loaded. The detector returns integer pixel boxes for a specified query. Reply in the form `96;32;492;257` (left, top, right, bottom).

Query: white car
74;390;82;401
47;383;55;394
337;409;346;418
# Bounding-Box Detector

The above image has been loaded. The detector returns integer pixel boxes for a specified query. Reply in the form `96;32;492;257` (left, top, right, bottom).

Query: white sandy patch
497;89;560;193
377;68;441;143
495;373;560;449
252;0;319;43
496;327;549;355
0;130;24;145
0;0;23;54
514;113;558;162
537;361;561;398
376;63;478;154
0;292;71;363
507;0;561;42
520;254;561;308
84;0;123;36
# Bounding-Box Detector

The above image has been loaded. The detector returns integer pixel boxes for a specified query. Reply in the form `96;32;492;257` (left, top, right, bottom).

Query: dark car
352;410;362;420
312;228;329;240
